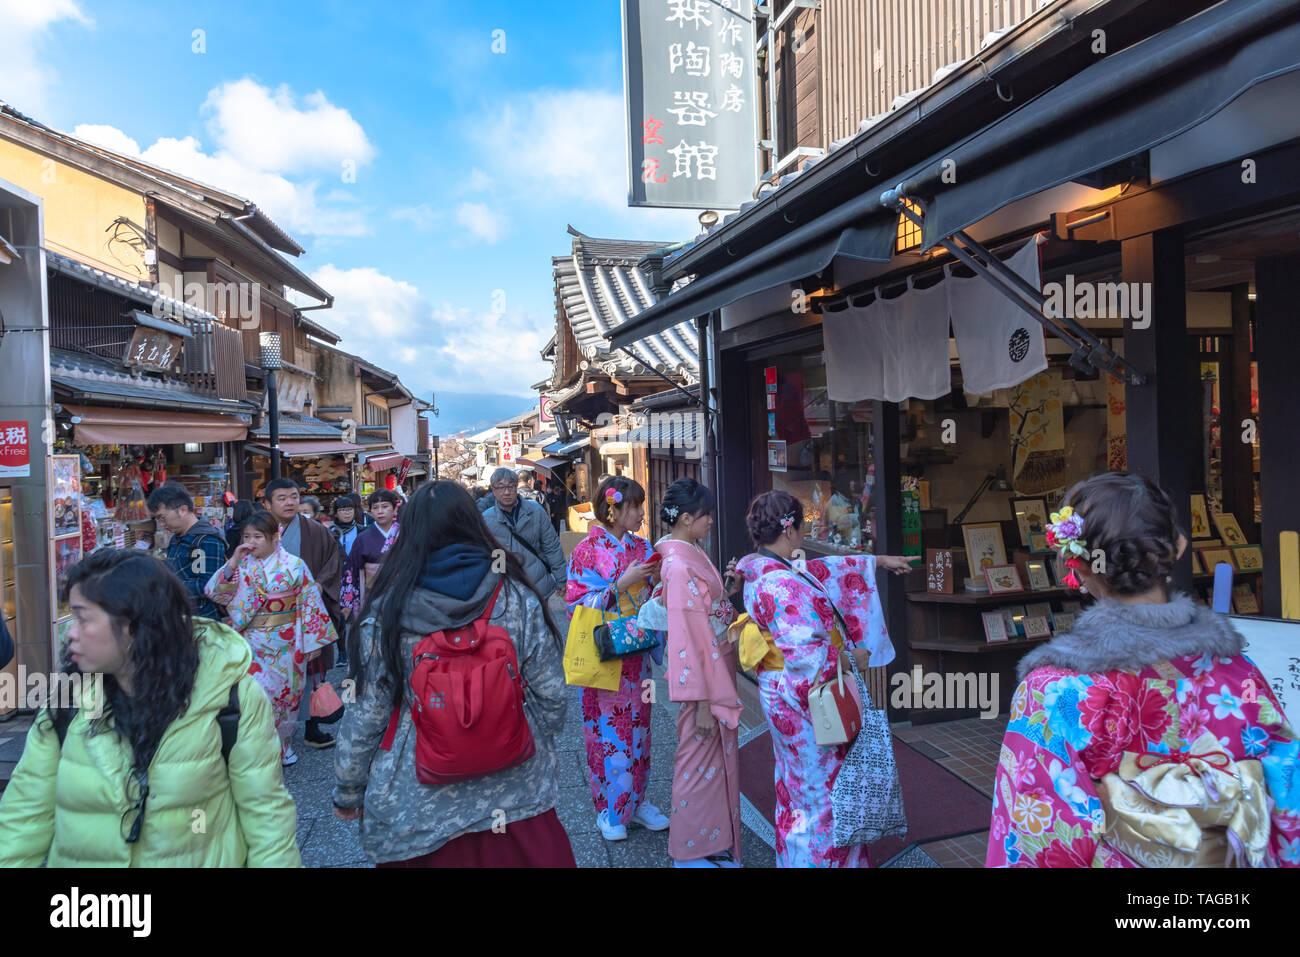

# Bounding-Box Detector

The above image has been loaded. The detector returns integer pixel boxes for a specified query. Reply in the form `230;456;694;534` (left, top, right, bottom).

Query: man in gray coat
482;467;566;595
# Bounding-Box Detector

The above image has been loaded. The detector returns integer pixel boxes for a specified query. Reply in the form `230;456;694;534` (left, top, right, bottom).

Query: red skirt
377;810;576;868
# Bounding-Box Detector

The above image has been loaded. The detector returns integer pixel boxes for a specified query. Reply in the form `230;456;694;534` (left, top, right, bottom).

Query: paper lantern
385;474;397;490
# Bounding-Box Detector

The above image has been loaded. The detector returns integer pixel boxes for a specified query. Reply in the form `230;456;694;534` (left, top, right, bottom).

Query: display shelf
910;635;1052;653
908;586;1076;605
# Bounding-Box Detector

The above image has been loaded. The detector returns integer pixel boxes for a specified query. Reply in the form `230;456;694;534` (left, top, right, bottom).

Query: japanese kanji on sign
622;0;758;209
0;421;31;478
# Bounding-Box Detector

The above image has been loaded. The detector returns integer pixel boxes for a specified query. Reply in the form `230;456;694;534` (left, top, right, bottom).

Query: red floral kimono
565;525;654;825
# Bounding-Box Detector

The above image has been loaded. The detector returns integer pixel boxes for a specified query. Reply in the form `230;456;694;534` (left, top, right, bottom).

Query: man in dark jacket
482;467;566;595
148;481;228;620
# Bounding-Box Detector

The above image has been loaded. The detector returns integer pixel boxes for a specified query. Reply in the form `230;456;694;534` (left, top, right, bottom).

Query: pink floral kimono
988;595;1299;867
735;551;892;867
659;539;741;863
565;524;655;825
206;545;338;740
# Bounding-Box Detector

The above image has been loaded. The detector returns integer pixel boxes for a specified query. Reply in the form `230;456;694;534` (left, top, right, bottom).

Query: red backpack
379;581;535;785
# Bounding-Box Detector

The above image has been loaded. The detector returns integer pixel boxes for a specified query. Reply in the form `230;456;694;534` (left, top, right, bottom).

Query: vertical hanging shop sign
623;0;758;209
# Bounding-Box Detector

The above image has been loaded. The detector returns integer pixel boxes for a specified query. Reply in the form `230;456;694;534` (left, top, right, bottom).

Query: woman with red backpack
333;480;575;867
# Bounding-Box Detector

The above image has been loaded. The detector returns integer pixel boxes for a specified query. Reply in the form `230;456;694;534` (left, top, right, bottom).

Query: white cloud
460;168;493;193
308;264;547;397
0;1;92;114
201;79;375;175
455;202;507;244
71;124;141;156
68;79;374;239
471;88;702;235
390;204;443;230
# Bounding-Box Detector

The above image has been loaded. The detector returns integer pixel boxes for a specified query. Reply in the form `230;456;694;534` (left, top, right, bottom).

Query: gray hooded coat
332;572;567;864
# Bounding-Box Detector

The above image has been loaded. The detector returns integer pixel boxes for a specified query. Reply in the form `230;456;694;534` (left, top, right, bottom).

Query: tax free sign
623;0;759;209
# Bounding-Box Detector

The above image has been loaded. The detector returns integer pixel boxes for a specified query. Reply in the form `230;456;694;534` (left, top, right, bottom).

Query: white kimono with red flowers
735;551;892;867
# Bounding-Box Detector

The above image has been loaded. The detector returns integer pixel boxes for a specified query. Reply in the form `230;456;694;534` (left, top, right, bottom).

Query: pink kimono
736;551;892;867
659;539;741;863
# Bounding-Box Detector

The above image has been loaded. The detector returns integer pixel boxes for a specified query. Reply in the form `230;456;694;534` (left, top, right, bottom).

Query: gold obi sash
249;594;299;630
1096;731;1272;868
728;614;844;674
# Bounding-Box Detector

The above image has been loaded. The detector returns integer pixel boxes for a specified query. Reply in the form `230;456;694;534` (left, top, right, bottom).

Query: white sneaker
631;802;670;831
597;809;628;841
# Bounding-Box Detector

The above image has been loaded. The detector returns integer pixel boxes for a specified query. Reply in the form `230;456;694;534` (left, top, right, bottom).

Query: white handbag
809;650;864;746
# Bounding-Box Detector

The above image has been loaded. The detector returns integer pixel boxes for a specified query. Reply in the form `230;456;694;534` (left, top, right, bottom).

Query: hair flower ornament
1046;505;1088;589
779;512;796;530
664;505;679;519
605;488;623;505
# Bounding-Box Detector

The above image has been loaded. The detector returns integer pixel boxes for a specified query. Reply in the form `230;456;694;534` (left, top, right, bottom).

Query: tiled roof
554;230;699;378
49;348;255;416
47;249;219;322
249;413;345;440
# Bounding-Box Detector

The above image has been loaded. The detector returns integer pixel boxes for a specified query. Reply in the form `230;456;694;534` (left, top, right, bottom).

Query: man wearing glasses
482;467;566;597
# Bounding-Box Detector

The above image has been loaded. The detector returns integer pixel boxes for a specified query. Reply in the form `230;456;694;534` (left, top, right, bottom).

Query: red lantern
385;474;397;490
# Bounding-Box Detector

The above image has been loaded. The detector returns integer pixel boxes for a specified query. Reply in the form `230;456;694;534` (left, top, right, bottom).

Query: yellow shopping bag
564;604;622;690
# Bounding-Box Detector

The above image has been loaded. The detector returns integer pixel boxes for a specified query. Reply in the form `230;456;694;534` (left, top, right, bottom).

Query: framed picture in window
1010;498;1048;548
1212;512;1247;547
1232;583;1260;615
982;611;1009;644
1231;544;1263;572
1052;612;1076;633
1197;547;1235;574
1188;493;1211;540
984;564;1024;595
1022;616;1053;639
1025;560;1053;592
1001;605;1026;636
962;523;1007;579
1025;601;1053;621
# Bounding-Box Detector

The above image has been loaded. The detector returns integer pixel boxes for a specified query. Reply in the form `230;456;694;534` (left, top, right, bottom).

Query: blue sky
7;0;703;433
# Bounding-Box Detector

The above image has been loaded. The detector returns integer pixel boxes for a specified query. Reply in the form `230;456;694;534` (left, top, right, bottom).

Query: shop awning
517;455;570;477
609;0;1300;351
64;404;248;445
364;451;406;472
542;435;591;458
246;440;366;459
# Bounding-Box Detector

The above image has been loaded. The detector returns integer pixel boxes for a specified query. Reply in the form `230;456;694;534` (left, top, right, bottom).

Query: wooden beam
1255;253;1300;617
1122;229;1194;592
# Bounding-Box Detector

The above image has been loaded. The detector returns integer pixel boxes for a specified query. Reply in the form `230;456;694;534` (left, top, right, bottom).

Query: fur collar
1016;592;1244;681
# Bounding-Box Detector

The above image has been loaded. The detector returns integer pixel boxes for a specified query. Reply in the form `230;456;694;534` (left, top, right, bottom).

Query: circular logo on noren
1008;328;1031;362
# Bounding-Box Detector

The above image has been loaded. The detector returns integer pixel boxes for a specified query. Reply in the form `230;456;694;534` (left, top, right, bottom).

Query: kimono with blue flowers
988;595;1299;867
565;524;654;825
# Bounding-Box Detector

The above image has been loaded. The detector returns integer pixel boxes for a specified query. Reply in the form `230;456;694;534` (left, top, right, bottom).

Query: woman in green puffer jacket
0;550;301;867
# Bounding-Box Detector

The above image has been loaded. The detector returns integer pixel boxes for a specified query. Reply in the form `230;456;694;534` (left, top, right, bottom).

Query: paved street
287;653;776;868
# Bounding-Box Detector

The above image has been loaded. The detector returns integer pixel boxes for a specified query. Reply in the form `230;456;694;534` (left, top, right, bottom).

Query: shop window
755;348;878;555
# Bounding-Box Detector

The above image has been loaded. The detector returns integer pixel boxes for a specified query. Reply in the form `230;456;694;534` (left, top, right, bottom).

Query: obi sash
1096;731;1272;868
249;593;299;630
728;613;844;674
